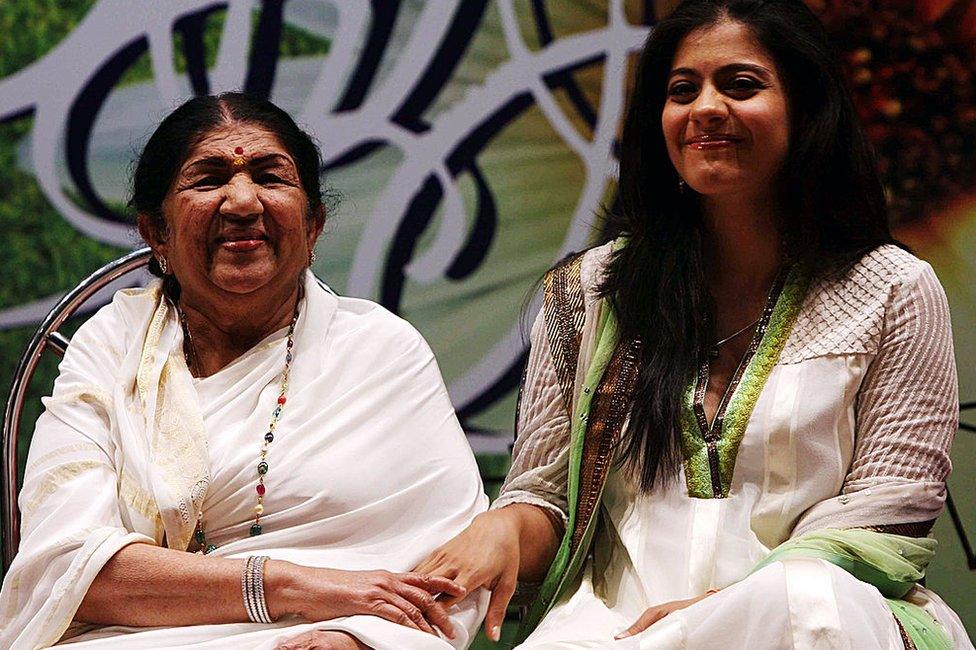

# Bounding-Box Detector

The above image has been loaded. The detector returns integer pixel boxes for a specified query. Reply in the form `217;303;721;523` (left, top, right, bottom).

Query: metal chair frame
0;248;347;572
2;247;153;571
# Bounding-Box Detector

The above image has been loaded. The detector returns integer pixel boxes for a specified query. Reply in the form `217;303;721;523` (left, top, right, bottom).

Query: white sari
0;272;488;649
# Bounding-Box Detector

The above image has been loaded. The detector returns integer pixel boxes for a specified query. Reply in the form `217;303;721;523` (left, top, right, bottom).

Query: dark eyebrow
183;152;295;173
183;156;227;173
668;67;697;80
668;63;774;80
250;153;295;167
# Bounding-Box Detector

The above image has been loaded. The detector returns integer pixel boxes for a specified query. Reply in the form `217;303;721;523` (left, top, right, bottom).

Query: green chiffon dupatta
518;301;619;641
753;528;952;649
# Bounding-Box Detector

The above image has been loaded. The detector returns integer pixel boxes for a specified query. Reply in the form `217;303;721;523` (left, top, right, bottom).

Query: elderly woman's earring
308;249;317;265
158;255;169;275
678;178;687;193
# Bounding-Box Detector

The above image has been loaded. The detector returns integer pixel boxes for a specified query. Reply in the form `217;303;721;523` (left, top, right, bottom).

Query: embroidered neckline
681;263;811;498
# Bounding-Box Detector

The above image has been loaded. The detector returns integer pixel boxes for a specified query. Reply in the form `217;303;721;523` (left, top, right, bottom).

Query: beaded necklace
177;295;301;554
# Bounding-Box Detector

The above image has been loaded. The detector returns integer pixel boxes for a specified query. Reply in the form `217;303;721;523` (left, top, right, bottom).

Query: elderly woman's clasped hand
274;631;367;650
270;567;465;649
268;566;465;639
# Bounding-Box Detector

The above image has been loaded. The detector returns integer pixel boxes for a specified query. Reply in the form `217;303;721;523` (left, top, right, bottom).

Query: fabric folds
497;241;971;649
0;272;488;649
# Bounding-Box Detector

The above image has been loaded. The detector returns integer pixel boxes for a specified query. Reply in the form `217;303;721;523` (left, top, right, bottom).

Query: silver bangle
242;555;273;623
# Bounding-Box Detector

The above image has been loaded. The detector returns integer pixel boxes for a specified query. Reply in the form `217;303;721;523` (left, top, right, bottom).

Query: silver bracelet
242;555;273;623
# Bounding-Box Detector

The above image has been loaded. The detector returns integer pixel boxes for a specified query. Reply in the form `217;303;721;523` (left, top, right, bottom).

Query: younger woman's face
661;20;790;203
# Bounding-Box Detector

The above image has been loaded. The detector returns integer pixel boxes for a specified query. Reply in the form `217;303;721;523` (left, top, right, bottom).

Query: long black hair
600;0;896;492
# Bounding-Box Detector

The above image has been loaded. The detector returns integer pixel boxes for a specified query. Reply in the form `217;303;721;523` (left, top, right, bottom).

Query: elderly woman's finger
391;593;437;635
275;630;368;650
401;573;466;598
375;597;434;635
272;630;308;649
395;583;456;638
438;568;488;606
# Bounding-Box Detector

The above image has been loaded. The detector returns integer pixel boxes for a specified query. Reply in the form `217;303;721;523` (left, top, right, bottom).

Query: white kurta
495;243;973;649
0;273;489;649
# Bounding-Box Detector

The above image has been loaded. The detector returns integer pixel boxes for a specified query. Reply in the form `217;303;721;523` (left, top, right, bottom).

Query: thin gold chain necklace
707;315;762;359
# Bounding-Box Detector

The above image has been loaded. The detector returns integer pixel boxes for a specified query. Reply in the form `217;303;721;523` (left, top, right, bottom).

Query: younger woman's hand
614;589;720;639
413;509;523;642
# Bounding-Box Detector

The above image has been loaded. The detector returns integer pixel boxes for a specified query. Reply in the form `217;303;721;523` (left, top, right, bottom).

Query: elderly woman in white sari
0;93;488;650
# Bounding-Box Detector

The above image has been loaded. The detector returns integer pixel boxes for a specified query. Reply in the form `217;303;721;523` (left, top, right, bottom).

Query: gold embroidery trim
22;461;109;521
118;468;161;525
137;285;167;407
150;353;210;550
859;520;936;538
543;253;586;415
570;337;641;554
893;614;917;650
26;440;105;471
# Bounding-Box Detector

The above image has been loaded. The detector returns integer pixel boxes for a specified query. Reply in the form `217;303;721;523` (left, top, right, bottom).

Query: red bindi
234;146;244;155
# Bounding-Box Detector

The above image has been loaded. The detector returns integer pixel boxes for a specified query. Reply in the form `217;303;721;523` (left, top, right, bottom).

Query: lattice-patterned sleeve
792;260;959;540
844;262;958;507
848;262;957;487
490;308;571;526
793;260;958;536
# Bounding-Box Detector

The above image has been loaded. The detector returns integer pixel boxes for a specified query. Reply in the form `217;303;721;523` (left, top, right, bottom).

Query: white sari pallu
0;272;489;649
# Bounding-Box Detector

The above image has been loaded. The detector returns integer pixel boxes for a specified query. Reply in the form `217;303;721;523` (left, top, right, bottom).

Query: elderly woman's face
155;122;320;298
661;20;790;201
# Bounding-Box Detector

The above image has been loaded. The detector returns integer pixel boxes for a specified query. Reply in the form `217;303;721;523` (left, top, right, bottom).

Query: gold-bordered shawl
518;251;642;640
